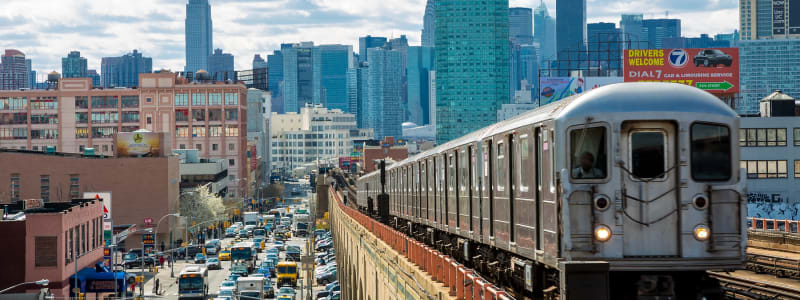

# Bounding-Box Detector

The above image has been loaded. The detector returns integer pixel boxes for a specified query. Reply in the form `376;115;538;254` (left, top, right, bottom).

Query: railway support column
558;261;610;300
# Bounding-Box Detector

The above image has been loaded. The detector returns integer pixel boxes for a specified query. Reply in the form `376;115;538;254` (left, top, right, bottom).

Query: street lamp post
153;213;180;278
0;279;48;294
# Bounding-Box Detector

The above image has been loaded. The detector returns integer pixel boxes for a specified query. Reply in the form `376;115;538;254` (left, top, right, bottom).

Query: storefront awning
69;262;126;295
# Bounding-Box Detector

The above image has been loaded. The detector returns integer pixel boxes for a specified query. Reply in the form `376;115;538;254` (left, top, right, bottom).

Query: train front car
556;82;745;299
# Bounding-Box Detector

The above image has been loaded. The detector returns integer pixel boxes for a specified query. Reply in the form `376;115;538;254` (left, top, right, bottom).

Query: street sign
696;81;734;91
144;218;153;227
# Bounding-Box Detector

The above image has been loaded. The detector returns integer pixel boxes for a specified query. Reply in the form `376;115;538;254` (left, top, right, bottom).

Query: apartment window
0;112;27;125
229;143;235;151
121;126;139;132
75;96;88;109
30;96;58;110
92;127;116;138
10;174;20;202
91;112;119;124
229;159;235;166
196;144;202;151
146;116;152;124
192;126;206;137
180;144;186;149
121;96;139;108
193;109;206;122
176;110;189;122
75;112;89;124
225;109;238;121
192;94;206;106
146;97;152;103
91;96;118;109
66;229;73;264
35;236;57;267
741;160;788;179
175;93;189;106
740;128;786;147
30;114;58;124
209;93;222;105
212;144;219;151
209;125;222;137
79;145;85;152
31;129;58;139
103;145;109;152
794;128;800;146
795;161;800;178
40;175;50;202
176;126;189;137
225;93;238;105
225;125;239;137
122;111;139;123
209;109;222;121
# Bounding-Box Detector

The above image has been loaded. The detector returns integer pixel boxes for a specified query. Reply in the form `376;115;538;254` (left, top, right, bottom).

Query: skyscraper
435;0;510;143
367;48;403;140
642;19;681;49
185;0;213;74
737;39;800;115
253;54;267;69
347;62;370;128
620;14;644;48
26;59;35;89
387;35;409;120
100;50;152;88
587;22;622;75
88;69;100;87
358;35;387;63
62;51;88;78
556;0;587;74
510;7;534;45
422;0;436;47
0;49;29;90
208;48;235;81
313;44;354;112
533;1;557;63
407;46;435;126
282;42;314;113
740;0;800;40
267;50;284;114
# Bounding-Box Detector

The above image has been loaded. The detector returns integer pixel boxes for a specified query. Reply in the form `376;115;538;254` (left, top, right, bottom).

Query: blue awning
69;263;126;295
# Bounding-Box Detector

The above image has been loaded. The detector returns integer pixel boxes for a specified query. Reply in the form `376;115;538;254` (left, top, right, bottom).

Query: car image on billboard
693;49;733;67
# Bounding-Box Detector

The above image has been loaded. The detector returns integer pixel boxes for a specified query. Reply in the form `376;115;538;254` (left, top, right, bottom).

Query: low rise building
175;149;228;195
363;137;409;173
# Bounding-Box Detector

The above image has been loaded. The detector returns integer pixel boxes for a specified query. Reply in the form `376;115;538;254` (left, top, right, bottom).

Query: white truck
236;277;264;300
243;211;259;226
293;214;310;237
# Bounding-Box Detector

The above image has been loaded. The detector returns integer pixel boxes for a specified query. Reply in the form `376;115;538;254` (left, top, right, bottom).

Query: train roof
367;82;737;175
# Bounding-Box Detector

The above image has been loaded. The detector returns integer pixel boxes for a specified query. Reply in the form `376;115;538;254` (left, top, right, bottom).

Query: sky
0;0;738;77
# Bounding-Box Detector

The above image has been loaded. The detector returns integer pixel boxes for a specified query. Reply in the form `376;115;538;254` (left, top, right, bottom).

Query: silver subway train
357;82;746;299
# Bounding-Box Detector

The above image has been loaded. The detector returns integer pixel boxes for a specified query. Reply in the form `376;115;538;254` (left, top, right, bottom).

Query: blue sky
0;0;738;77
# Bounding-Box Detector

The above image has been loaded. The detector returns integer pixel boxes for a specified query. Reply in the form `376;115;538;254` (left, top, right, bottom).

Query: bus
231;242;257;272
178;265;208;299
276;261;299;287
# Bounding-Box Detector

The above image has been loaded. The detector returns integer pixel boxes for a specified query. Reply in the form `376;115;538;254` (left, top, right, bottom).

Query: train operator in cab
572;152;604;179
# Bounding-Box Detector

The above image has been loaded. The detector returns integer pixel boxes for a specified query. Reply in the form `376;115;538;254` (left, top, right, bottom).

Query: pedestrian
159;255;165;267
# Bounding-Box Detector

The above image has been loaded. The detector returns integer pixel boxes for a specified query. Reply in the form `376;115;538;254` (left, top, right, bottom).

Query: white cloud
0;0;737;77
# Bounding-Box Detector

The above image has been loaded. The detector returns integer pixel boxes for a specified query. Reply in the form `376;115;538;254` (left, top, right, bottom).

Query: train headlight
594;225;612;242
694;225;710;241
692;194;709;210
594;195;611;211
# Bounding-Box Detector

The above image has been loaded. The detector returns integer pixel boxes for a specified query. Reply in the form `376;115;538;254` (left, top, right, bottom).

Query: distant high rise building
313;44;354;112
282;42;315;113
587;22;622;74
737;39;800;115
0;49;29;90
207;48;235;81
422;0;436;47
367;48;403;140
347;62;370;128
100;49;152;88
358;35;387;63
518;45;538;92
88;69;100;87
26;59;36;89
62;51;88;78
715;30;740;42
407;46;435;126
642;19;681;49
510;7;534;45
662;34;732;49
435;0;510;143
620;14;644;48
740;0;800;40
533;1;557;62
556;0;587;73
267;50;284;114
185;0;213;73
253;54;267;69
387;36;409;120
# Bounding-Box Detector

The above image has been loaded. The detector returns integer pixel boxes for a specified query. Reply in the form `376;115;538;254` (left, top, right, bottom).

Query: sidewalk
137;260;190;297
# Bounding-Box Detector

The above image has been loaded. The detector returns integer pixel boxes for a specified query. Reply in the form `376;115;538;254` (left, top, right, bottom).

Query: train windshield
691;123;731;181
570;127;607;179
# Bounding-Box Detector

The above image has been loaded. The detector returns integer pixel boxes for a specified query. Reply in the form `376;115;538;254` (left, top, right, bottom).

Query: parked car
205;258;221;270
693;49;733;67
194;253;207;264
325;281;339;292
326;291;341;300
316;269;337;285
316;291;330;299
123;254;156;268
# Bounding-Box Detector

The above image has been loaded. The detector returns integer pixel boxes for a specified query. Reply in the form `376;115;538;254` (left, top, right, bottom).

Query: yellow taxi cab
277;296;292;300
218;249;231;261
284;231;292;238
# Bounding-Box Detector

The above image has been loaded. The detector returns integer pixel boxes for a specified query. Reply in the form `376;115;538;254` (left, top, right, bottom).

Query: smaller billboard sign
85;192;112;220
623;48;740;94
116;132;162;157
143;233;155;254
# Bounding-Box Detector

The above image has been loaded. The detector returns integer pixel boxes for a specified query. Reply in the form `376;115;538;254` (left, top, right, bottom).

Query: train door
535;128;544;251
482;140;494;238
459;147;471;232
514;129;537;253
448;151;458;228
470;145;481;235
439;155;447;229
493;135;511;245
421;161;428;223
428;158;436;224
620;121;679;257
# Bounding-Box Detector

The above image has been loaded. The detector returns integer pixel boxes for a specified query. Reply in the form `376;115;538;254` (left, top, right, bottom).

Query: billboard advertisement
85;192;112;220
116;132;161;157
539;77;582;105
623;48;739;94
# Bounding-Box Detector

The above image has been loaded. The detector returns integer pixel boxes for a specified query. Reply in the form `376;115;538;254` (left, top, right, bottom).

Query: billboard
116;132;161;157
85;192;112;220
623;48;739;94
539;77;582;105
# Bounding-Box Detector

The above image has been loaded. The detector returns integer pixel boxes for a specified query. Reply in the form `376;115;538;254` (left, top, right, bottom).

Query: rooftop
2;198;102;217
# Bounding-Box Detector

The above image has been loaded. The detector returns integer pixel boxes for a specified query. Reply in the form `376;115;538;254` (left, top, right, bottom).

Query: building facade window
122;111;139;123
76;128;89;139
75;112;89;124
795;161;800;178
0;96;28;110
794;128;800;146
196;144;202;151
209;93;222;105
31;114;58;124
175;93;189;106
740;128;787;147
741;160;788;179
31;129;58;139
40;175;49;202
225;109;238;121
193;109;206;122
225;125;239;137
212;144;219;151
176;126;189;137
209;109;222;121
75;97;88;109
229;159;235;166
176;110;189;122
91;96;118;109
121;126;139;132
228;143;235;151
92;127;117;138
30;97;58;110
209;125;222;137
225;93;238;105
35;236;57;267
192;126;206;137
0;112;28;125
121;96;139;108
192;94;206;106
10;174;20;202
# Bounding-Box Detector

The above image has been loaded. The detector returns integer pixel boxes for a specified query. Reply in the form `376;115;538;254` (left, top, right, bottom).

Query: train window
570;127;607;180
460;149;468;191
519;135;530;192
449;154;455;192
497;142;506;191
691;123;732;181
630;130;666;179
